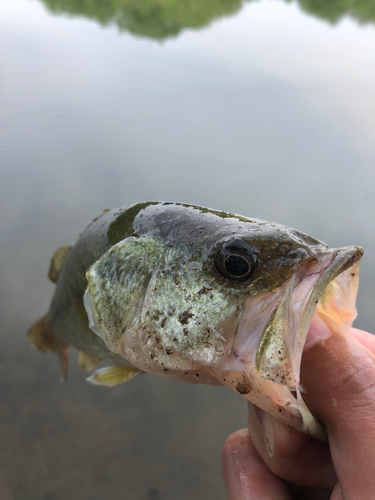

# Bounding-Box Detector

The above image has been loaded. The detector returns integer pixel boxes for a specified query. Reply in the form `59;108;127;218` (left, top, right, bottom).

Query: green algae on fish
28;202;363;441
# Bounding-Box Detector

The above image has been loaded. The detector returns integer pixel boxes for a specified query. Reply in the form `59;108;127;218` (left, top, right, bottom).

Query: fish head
84;203;363;439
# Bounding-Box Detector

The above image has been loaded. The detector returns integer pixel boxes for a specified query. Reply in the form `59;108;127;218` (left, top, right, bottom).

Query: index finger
222;428;293;500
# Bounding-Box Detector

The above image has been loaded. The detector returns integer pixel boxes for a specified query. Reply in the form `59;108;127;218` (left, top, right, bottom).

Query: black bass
28;202;363;441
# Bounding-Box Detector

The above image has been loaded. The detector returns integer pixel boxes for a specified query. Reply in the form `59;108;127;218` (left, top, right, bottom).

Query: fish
28;202;363;441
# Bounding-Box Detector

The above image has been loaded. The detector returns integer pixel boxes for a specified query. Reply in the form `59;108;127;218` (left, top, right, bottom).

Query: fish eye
214;239;257;282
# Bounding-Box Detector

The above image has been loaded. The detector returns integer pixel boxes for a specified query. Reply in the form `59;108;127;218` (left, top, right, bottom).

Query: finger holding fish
246;402;335;491
221;428;334;500
225;326;375;498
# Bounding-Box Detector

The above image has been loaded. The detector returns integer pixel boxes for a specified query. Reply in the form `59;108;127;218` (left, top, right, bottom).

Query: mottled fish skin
51;201;325;360
84;204;324;367
37;202;363;440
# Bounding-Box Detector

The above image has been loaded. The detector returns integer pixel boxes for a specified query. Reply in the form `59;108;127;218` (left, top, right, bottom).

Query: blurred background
0;0;374;498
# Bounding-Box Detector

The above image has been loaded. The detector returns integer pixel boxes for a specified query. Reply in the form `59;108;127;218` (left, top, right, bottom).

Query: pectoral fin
87;366;143;386
48;245;72;283
78;351;102;371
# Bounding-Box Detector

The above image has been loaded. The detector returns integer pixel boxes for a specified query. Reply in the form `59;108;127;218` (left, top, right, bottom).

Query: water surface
1;0;375;498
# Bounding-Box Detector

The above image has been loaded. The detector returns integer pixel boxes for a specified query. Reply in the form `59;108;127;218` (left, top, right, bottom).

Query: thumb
301;321;375;497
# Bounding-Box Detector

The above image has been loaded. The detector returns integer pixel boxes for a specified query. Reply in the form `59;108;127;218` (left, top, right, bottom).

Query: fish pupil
224;255;250;277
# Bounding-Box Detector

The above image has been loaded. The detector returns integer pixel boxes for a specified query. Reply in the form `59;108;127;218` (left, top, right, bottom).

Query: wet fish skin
29;202;363;440
51;202;322;360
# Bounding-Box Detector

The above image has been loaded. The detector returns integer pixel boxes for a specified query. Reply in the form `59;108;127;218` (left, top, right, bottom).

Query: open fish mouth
211;246;363;441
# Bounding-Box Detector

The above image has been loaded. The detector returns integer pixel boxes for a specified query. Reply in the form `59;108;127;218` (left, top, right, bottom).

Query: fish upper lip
298;245;364;339
318;246;363;283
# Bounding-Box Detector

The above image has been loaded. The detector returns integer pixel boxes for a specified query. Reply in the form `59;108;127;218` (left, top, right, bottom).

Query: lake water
1;0;374;498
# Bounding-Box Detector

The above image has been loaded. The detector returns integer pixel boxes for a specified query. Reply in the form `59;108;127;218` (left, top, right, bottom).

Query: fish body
29;202;363;440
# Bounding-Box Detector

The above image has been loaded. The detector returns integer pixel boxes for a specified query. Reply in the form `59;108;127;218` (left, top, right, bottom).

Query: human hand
221;327;375;499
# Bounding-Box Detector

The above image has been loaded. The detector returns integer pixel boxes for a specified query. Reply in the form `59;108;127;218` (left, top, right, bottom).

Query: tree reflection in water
40;0;244;39
38;0;375;40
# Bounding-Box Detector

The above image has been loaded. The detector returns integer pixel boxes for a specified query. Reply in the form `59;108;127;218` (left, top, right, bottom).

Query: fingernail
254;406;274;458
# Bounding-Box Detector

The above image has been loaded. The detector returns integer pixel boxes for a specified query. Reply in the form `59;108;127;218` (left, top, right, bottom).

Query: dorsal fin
48;245;72;283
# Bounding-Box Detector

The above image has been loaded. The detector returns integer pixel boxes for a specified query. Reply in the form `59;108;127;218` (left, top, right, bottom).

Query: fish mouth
215;245;363;440
256;245;364;387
